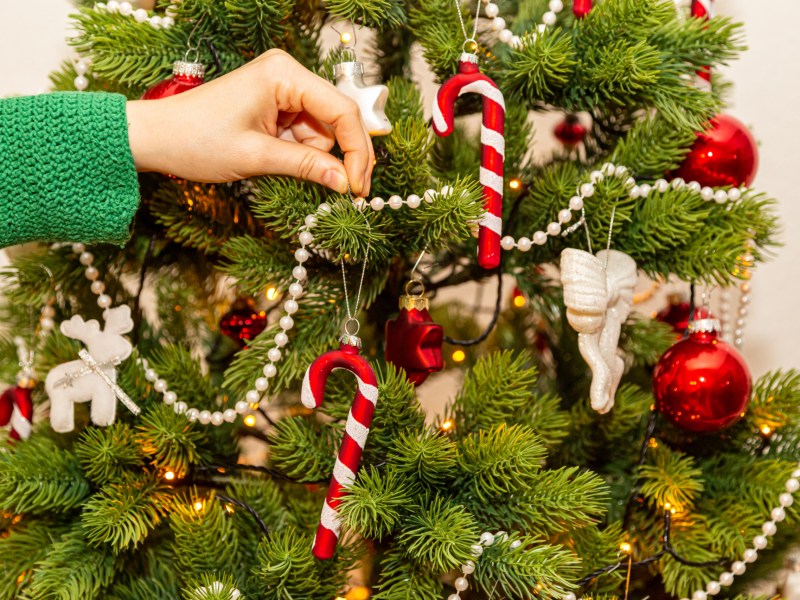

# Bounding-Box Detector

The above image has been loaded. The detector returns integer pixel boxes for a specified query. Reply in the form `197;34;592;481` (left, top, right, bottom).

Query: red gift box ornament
385;281;444;386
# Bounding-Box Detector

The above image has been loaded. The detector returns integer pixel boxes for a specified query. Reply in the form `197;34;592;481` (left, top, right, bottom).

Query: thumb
257;137;349;193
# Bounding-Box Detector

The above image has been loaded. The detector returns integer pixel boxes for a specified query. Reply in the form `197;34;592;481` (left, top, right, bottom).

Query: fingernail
322;169;348;194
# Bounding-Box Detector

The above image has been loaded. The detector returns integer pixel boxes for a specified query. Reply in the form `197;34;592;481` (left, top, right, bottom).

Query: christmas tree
1;1;797;599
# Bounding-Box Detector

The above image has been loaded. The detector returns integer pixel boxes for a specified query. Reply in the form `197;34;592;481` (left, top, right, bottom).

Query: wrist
126;99;176;174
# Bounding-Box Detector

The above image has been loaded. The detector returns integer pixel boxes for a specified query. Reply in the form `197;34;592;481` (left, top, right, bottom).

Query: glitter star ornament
334;61;392;136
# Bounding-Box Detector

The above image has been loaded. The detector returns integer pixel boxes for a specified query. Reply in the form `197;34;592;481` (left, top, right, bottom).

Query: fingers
278;112;336;152
266;52;374;195
254;136;350;193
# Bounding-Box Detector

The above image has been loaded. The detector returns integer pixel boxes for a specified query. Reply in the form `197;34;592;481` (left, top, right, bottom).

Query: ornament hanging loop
344;317;361;337
404;279;426;297
462;38;479;55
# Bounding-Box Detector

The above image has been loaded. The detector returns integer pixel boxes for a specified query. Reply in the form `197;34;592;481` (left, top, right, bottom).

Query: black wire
198;463;330;485
215;493;270;537
686;283;696;338
132;234;156;347
443;267;503;346
204;39;222;74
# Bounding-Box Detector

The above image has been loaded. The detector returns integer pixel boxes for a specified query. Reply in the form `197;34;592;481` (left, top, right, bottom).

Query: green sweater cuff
0;92;140;248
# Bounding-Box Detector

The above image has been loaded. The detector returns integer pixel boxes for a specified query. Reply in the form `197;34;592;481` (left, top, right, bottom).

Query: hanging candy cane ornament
0;386;33;441
301;334;379;559
432;53;505;270
691;0;713;86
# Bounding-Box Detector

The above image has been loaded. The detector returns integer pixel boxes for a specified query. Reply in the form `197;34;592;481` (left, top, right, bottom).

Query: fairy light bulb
509;178;522;190
452;349;466;363
163;470;176;481
244;414;257;427
266;287;279;301
441;419;454;432
619;542;632;554
194;500;204;511
340;31;353;45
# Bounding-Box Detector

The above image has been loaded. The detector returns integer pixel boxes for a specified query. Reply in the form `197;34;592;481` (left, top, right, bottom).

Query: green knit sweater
0;92;140;248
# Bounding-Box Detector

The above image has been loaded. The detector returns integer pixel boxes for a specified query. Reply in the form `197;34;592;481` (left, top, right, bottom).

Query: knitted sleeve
0;92;140;248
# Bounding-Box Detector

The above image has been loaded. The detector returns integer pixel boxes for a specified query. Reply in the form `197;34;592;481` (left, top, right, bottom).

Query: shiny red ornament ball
573;0;593;18
656;296;712;336
653;320;751;433
673;114;759;188
220;299;267;346
142;60;205;100
385;294;443;386
554;114;586;149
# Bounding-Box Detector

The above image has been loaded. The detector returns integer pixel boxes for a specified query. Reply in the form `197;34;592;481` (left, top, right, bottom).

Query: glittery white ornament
334;61;392;136
560;248;638;413
45;305;137;432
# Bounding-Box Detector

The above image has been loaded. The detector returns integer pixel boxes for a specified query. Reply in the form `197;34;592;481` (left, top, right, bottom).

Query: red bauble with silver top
142;60;205;100
653;319;751;433
656;294;712;336
673;114;759;188
554;114;587;149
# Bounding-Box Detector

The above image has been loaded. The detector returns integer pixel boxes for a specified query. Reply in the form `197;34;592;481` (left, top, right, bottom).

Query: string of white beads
498;162;747;252
73;56;93;92
93;1;178;29
480;0;563;49
674;465;800;600
562;464;800;600
67;243;241;426
446;530;518;600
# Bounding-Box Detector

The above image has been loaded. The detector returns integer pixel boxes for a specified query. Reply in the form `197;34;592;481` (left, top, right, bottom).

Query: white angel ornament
560;248;638;413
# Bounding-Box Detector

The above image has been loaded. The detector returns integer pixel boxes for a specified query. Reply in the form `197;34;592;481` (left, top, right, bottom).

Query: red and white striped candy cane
691;0;713;86
301;336;379;560
432;53;505;270
0;385;33;442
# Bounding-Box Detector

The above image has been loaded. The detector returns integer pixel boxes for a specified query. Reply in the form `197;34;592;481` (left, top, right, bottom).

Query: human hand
126;49;375;195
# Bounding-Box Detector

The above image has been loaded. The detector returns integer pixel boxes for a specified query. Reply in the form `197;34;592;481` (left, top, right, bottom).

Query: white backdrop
1;0;799;377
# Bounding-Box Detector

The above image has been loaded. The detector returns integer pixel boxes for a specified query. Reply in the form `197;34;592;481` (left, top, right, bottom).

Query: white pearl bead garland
640;461;800;600
65;243;246;427
498;162;748;253
75;2;180;91
480;0;564;49
93;0;178;29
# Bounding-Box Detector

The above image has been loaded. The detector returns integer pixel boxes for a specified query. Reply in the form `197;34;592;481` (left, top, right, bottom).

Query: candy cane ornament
432;53;505;270
301;335;379;560
0;385;33;441
691;0;713;86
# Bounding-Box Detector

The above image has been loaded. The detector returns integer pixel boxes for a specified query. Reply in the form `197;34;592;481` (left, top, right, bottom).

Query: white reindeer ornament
560;248;638;414
46;305;139;433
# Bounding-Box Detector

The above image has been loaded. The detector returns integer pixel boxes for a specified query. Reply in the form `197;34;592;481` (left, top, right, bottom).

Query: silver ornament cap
688;318;721;334
173;60;206;79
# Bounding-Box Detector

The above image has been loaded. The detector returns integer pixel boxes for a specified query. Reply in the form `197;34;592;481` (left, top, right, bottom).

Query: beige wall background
1;0;799;380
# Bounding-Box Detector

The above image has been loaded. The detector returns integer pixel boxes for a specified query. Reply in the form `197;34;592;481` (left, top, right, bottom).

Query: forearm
0;92;140;248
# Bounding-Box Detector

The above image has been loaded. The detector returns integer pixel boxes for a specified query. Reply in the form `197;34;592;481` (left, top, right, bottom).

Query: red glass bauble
220;299;267;346
385;294;443;386
673;114;759;188
656;295;712;336
554;114;586;148
653;320;751;433
573;0;593;18
0;385;34;441
142;60;205;100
